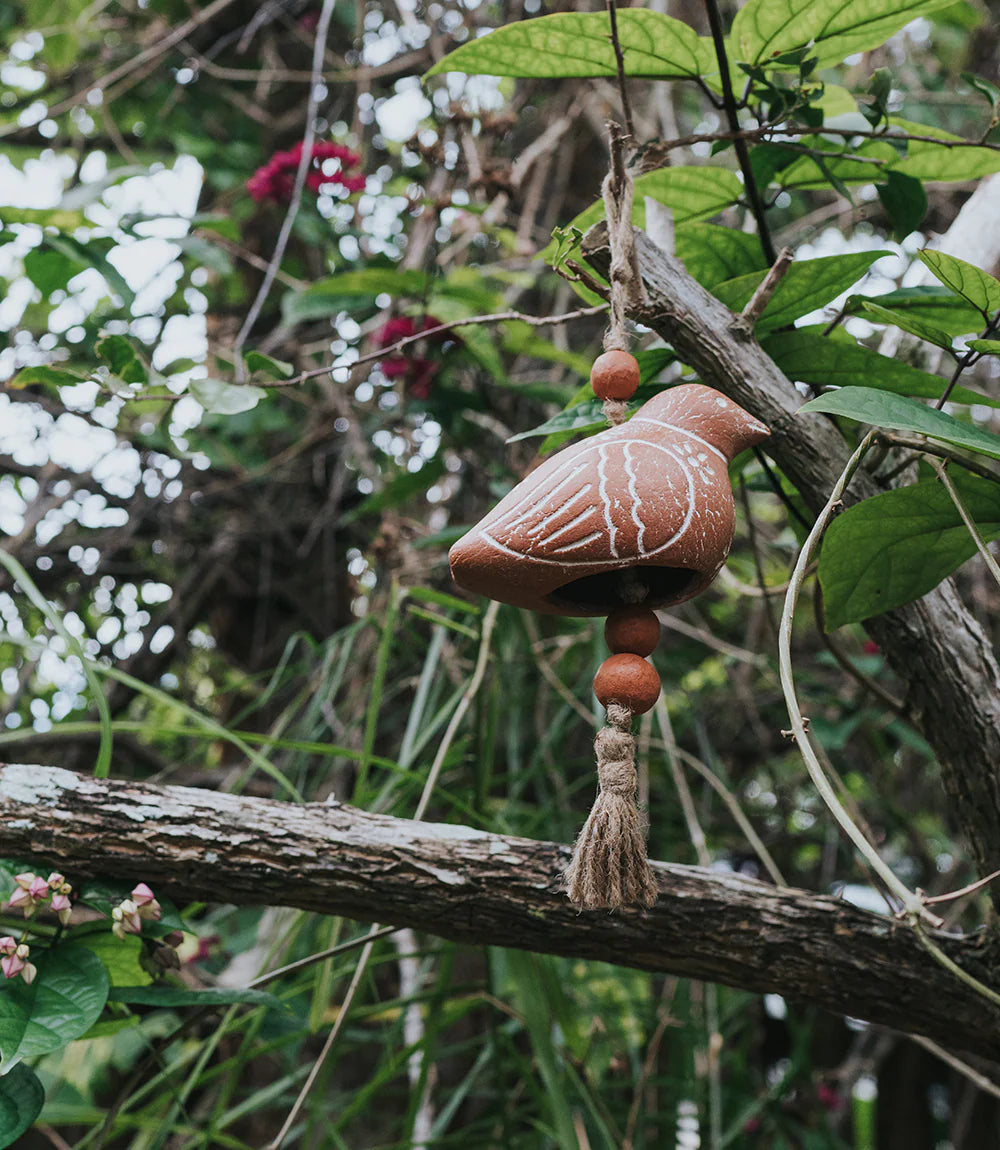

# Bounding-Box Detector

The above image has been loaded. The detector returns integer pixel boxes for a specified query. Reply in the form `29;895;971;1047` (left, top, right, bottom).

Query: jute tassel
565;703;658;910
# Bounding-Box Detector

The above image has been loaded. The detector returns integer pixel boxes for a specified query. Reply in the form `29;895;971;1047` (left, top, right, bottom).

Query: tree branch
2;763;1000;1059
581;225;1000;902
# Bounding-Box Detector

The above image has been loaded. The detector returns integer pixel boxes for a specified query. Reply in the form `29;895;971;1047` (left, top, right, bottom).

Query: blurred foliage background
2;0;1000;1145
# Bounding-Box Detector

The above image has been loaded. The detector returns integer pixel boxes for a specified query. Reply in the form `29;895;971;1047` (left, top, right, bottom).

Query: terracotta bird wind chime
449;132;770;910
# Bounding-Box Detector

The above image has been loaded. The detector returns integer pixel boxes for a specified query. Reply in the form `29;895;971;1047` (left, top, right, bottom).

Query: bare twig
232;0;338;378
637;123;1000;172
735;247;794;333
267;303;608;389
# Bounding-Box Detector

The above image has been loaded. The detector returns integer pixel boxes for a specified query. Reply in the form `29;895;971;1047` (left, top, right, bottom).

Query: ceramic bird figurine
449;383;770;617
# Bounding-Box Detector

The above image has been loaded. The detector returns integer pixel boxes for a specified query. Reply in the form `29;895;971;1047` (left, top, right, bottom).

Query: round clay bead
593;653;661;714
605;606;660;656
590;350;640;401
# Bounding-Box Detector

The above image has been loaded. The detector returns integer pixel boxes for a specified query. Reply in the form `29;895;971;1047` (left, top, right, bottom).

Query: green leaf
0;1062;44;1147
107;984;285;1010
189;377;266;415
876;171;927;241
282;268;432;324
713;251;890;332
76;933;153;988
23;247;79;295
244;350;295;380
961;71;1000;111
778;139;899;190
96;334;148;385
798;386;1000;459
546;167;743;263
859;300;956;349
508;399;606;444
340;456;447;525
819;470;1000;628
846;285;983;333
916;250;1000;318
674;225;768;289
425;11;715;80
730;0;954;70
9;365;88;389
0;945;109;1071
0;207;88;229
39;234;136;309
763;329;1000;406
969;339;1000;354
887;117;1000;181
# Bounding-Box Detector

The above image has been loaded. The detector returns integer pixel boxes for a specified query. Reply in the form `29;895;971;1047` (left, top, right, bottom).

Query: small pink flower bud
46;873;64;888
112;901;142;936
21;962;37;985
8;887;33;914
28;876;50;901
14;872;36;890
51;892;72;924
0;937;16;955
14;944;28;960
131;883;156;906
1;954;24;979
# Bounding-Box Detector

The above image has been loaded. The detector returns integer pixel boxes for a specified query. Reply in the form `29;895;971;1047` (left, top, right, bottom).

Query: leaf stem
605;0;635;142
701;0;777;263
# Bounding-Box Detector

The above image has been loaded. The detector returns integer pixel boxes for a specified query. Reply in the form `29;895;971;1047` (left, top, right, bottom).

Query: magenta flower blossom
247;141;365;204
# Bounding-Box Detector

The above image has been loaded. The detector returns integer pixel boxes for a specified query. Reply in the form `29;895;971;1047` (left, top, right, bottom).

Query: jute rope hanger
446;119;771;912
563;123;659;910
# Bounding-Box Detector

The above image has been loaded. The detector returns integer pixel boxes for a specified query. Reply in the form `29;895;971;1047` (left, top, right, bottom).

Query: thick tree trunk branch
582;227;1000;897
3;763;1000;1059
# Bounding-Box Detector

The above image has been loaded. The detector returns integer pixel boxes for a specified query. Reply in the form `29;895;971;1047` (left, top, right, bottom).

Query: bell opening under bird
544;564;699;614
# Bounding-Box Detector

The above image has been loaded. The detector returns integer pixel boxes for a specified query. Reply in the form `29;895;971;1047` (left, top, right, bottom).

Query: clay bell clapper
449;383;770;615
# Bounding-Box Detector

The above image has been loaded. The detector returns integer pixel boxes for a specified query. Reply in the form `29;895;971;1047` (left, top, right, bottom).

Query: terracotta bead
590;350;640;401
593;653;661;714
605;606;660;656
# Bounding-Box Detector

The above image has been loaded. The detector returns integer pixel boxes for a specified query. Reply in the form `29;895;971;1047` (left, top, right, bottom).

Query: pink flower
111;898;142;940
1;953;24;979
8;872;49;917
131;883;162;922
50;892;73;925
247;140;365;204
1;943;35;983
374;316;449;399
817;1083;842;1111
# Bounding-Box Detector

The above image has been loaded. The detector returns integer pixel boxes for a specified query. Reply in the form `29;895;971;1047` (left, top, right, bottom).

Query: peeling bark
2;763;1000;1059
582;227;1000;896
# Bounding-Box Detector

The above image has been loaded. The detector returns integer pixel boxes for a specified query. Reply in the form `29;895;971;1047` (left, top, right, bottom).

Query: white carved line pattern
480;440;703;569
